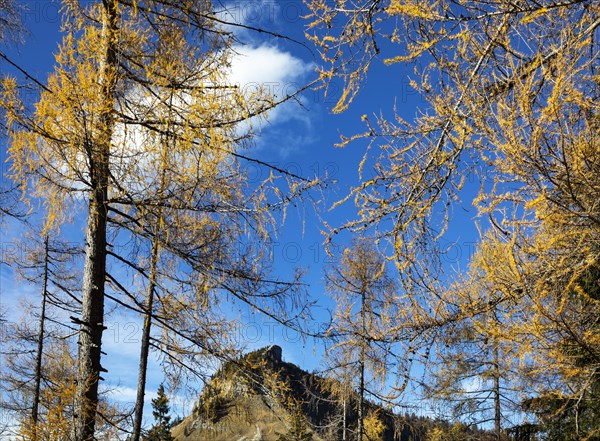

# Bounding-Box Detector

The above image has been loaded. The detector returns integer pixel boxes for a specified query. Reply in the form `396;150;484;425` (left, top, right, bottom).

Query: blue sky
0;0;484;428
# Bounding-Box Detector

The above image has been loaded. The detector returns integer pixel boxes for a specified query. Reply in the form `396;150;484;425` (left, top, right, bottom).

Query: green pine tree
145;384;174;441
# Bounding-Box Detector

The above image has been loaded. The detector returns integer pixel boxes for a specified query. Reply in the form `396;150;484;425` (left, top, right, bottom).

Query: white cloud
462;376;483;393
108;41;314;183
104;385;145;404
229;44;308;90
216;0;316;145
227;43;315;156
103;384;191;422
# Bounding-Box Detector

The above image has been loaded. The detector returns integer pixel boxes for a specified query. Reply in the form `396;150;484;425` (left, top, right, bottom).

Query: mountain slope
172;345;329;441
171;346;490;441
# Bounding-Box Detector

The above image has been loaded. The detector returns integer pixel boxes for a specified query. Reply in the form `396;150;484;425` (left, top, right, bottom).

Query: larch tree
306;0;599;435
0;0;26;222
101;15;314;441
324;238;404;441
0;227;83;440
467;214;600;437
306;0;599;286
276;410;314;441
12;337;124;441
2;1;317;440
0;0;22;44
423;270;525;439
0;230;124;441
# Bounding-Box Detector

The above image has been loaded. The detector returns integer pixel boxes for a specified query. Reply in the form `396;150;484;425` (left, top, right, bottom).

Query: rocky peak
261;345;282;364
173;345;463;441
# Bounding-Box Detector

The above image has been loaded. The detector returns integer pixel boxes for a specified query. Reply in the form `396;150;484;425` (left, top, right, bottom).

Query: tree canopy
2;1;316;439
307;0;599;437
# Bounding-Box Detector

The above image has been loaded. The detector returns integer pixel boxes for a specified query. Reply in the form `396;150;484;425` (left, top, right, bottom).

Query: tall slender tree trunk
131;236;160;441
72;1;118;440
357;361;364;441
342;397;347;441
131;105;171;441
73;151;110;441
358;358;364;441
31;235;50;441
357;289;366;441
493;341;501;440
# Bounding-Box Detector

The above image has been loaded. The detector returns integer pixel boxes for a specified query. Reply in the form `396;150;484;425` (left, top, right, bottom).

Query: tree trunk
131;236;160;441
73;161;110;441
493;341;501;440
358;290;366;441
342;397;347;441
72;1;118;439
358;358;364;441
31;235;49;441
132;103;171;441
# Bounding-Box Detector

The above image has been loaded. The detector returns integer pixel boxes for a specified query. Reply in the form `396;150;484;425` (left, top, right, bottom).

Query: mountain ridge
171;345;493;441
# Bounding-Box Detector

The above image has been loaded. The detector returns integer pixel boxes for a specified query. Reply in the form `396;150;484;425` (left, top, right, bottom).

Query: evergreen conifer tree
145;384;173;441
